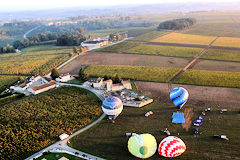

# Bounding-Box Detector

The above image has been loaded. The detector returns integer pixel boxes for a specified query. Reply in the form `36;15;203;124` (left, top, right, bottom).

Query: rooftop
31;80;56;91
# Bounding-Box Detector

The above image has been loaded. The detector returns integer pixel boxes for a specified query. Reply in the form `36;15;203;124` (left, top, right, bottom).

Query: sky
1;0;240;12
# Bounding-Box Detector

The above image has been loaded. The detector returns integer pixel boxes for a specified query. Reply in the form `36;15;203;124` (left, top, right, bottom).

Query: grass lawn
131;31;166;41
200;49;240;62
0;87;102;159
96;42;140;53
36;152;83;160
70;101;240;160
125;44;203;58
151;33;216;45
0;76;19;92
174;69;240;88
85;65;180;83
212;37;240;48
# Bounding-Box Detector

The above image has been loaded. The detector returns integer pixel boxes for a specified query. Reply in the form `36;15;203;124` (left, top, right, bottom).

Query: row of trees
109;33;128;42
13;33;57;49
0;44;16;54
157;18;197;30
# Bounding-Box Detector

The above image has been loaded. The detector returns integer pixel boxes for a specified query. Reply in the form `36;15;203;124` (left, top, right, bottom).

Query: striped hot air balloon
102;96;123;120
158;136;186;157
170;87;189;110
128;134;157;159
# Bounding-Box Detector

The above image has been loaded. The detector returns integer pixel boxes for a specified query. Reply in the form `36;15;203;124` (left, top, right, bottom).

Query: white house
59;133;69;140
56;74;72;82
106;79;132;91
28;80;58;95
93;77;104;88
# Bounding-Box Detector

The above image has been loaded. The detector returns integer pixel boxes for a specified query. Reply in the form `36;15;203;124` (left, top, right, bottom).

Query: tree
50;68;60;80
78;67;88;81
113;74;122;83
19;76;25;83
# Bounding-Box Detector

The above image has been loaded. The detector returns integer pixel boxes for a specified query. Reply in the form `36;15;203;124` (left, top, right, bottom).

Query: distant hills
0;2;240;21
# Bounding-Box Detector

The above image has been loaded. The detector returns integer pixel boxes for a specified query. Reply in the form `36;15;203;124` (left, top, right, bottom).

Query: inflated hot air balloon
128;133;157;159
102;96;123;120
158;136;186;157
170;87;189;110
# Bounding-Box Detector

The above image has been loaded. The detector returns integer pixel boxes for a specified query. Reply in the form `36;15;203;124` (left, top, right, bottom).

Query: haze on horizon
1;0;240;12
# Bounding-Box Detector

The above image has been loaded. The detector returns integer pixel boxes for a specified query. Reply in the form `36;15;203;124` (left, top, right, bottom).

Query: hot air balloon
158;136;186;157
128;133;157;159
170;87;189;110
102;96;123;120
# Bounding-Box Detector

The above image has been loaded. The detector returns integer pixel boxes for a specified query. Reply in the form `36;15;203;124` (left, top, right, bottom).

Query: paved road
25;83;106;160
23;26;41;39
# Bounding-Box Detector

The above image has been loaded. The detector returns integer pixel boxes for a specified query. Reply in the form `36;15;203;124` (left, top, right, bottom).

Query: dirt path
23;26;41;39
135;81;240;108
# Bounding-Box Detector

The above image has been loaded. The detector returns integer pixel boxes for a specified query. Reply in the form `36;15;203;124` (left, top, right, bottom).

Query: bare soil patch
60;52;190;74
182;108;194;131
135;81;240;108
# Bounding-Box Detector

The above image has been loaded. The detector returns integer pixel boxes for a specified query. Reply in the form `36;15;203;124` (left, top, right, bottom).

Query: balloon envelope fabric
170;87;189;109
158;136;186;157
128;134;157;159
102;96;123;117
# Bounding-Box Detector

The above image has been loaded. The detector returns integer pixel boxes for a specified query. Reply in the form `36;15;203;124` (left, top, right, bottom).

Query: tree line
0;44;16;54
157;18;197;30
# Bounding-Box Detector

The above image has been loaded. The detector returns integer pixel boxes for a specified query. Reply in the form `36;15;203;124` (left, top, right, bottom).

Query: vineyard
0;48;70;75
174;69;240;88
125;44;202;58
0;86;102;159
85;65;180;83
212;37;240;47
131;31;165;41
96;41;140;53
151;32;216;45
0;76;19;92
201;49;240;62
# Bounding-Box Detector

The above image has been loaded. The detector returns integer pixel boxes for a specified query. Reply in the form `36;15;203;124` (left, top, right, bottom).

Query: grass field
174;69;240;88
151;33;216;45
125;44;203;58
212;37;240;48
70;101;240;160
96;42;140;53
131;31;166;41
36;152;83;160
0;76;19;92
22;45;72;52
0;86;102;159
201;49;240;62
85;65;180;83
0;46;70;75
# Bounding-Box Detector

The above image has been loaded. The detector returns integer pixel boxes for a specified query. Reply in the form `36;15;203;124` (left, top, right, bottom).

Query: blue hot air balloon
102;96;123;120
170;87;189;110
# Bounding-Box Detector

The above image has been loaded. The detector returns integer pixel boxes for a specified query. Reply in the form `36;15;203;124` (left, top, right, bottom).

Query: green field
0;76;19;92
131;31;166;41
70;101;240;160
85;65;180;83
22;45;72;52
0;46;70;75
0;87;102;159
201;49;240;62
174;69;240;88
36;152;83;160
151;33;216;45
96;42;140;53
125;44;203;58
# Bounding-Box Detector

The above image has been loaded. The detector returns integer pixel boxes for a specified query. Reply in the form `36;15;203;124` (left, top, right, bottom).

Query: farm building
56;73;72;82
81;37;110;49
92;77;104;88
28;80;58;95
106;79;132;91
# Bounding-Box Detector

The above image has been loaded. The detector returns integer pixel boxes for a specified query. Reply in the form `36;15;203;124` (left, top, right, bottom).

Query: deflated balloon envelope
170;87;189;110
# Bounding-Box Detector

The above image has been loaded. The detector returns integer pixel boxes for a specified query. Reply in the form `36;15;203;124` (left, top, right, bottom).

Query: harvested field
201;49;240;62
151;32;216;45
213;37;240;48
125;44;203;58
193;59;240;72
134;81;240;108
60;52;190;74
96;41;140;53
